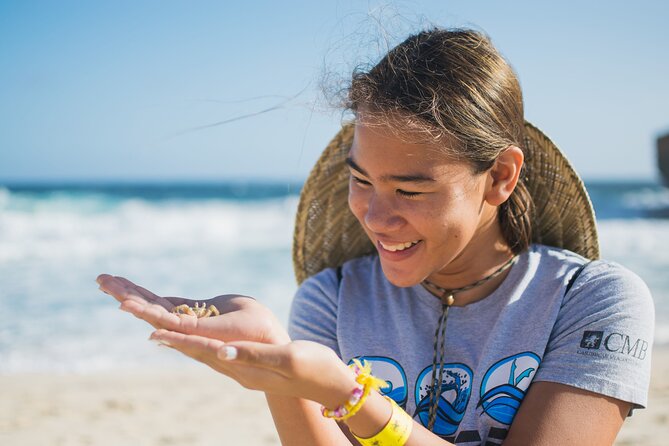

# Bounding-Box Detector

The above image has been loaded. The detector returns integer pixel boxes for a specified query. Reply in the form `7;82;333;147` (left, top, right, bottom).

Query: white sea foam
0;193;300;372
1;194;668;372
0;197;297;263
621;187;669;210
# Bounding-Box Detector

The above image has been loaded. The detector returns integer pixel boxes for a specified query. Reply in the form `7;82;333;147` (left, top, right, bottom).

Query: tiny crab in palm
171;302;220;318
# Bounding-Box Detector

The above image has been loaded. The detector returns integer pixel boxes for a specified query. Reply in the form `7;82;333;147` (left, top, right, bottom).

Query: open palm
96;274;290;345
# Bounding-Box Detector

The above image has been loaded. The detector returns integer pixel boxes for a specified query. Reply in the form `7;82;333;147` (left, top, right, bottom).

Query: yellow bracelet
352;396;413;446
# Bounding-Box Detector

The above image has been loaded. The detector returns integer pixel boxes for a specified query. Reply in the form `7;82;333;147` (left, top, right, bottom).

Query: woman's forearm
265;393;351;446
343;392;454;446
265;365;455;446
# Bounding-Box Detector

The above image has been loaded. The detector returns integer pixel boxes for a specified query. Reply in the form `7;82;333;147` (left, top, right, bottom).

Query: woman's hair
346;28;532;254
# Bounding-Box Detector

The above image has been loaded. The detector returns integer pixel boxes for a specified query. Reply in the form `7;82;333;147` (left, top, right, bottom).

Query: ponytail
498;176;533;254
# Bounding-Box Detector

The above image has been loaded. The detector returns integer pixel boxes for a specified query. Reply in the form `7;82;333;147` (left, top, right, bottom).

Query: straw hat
293;121;599;284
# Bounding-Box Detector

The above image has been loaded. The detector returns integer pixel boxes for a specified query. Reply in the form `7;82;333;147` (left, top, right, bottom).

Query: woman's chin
380;266;423;288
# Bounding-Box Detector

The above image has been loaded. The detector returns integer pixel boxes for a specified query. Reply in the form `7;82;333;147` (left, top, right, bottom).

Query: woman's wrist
318;359;390;421
318;362;360;410
317;359;415;443
343;391;393;439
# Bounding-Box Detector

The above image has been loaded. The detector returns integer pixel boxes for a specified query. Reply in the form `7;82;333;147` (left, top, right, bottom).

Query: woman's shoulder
528;244;644;284
526;244;589;269
528;244;654;321
525;244;653;307
571;256;654;309
529;243;640;273
530;247;654;410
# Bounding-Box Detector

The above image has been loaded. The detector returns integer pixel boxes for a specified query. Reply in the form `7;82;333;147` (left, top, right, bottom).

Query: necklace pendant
443;293;455;306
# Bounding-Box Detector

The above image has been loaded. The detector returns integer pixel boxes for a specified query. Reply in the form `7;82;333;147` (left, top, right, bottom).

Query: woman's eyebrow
345;157;436;183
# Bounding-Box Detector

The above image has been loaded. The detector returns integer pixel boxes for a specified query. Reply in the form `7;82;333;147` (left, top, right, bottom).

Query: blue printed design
414;363;473;436
478;352;541;425
348;356;408;409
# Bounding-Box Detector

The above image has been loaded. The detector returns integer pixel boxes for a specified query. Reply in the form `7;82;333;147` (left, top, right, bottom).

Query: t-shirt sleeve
533;260;655;409
288;267;341;357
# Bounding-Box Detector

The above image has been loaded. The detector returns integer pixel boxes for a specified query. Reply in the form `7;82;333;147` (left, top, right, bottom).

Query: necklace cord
427;303;449;430
422;255;518;432
422;255;518;303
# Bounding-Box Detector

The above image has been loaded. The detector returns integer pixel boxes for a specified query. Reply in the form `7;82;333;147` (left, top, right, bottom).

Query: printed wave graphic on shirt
414;363;473;436
477;352;541;425
347;356;408;408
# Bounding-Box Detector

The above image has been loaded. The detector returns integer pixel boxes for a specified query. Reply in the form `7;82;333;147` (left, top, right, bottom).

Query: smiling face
347;119;506;288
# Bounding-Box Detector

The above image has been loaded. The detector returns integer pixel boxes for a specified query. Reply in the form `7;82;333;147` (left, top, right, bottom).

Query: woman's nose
364;193;404;233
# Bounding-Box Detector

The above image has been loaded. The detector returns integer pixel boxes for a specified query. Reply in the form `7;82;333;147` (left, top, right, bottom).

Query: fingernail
218;346;237;360
150;338;171;347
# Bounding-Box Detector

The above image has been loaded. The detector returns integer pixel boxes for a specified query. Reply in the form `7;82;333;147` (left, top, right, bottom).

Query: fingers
150;329;225;355
150;329;233;367
149;328;286;373
148;330;288;392
97;274;175;310
114;277;160;302
149;329;290;377
98;274;219;334
119;298;268;342
191;310;271;343
215;341;291;374
98;275;285;345
96;274;147;304
121;299;199;332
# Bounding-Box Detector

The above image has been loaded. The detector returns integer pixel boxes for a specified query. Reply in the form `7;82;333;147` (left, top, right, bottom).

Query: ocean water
0;181;668;373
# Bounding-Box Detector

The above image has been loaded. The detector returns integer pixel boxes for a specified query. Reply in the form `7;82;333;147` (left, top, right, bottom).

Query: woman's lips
376;239;422;260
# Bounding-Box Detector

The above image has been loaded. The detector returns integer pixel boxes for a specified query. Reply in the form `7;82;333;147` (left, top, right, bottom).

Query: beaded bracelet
321;358;388;421
352;396;413;446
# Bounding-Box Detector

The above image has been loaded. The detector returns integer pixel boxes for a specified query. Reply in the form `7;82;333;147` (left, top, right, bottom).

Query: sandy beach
613;345;669;445
1;347;667;446
0;365;280;446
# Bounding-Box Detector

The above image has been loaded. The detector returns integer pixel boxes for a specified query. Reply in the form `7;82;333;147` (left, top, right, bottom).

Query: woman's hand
150;329;357;409
97;274;357;444
96;274;290;345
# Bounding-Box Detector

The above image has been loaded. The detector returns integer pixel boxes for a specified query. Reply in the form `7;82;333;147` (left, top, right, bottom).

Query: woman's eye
351;175;421;197
351;176;371;186
397;189;422;198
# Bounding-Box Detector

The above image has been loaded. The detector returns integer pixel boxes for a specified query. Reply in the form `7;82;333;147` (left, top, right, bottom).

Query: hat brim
293;121;599;284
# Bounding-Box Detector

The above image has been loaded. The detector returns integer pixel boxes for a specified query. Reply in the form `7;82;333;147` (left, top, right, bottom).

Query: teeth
380;240;419;252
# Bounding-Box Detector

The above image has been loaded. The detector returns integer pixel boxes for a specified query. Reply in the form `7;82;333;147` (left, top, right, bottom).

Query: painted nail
218;346;237;360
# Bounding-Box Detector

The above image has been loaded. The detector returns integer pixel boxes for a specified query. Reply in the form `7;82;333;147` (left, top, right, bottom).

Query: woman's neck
424;213;517;307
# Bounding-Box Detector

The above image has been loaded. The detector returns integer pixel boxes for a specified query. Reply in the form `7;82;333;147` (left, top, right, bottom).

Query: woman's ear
485;146;524;206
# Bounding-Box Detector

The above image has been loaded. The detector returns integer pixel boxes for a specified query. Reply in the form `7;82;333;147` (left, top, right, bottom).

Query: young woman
98;28;654;445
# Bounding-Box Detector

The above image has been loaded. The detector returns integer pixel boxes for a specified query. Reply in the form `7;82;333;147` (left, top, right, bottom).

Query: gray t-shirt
288;244;654;444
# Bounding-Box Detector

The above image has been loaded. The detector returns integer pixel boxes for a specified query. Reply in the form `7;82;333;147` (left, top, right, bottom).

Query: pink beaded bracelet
321;359;388;421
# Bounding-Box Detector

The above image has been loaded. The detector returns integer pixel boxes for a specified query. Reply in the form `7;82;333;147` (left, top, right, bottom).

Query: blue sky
1;1;668;182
